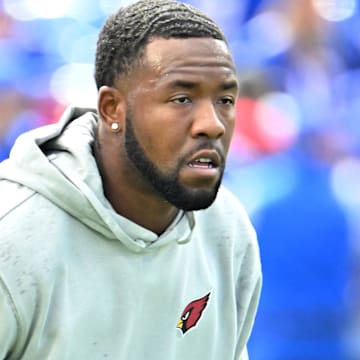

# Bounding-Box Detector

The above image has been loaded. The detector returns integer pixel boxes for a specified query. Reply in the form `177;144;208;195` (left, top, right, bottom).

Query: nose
190;100;225;139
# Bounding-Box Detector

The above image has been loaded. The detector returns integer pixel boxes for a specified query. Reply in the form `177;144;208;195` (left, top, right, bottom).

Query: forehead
139;37;237;86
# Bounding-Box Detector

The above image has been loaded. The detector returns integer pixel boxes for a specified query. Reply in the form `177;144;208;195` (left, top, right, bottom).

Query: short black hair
94;0;227;89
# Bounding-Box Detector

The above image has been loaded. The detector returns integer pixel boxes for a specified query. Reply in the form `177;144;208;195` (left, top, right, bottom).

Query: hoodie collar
0;107;196;252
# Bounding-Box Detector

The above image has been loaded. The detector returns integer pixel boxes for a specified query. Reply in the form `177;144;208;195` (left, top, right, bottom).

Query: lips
187;149;222;169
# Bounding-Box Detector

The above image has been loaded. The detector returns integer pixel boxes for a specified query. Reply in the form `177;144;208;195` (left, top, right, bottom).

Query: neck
94;141;179;235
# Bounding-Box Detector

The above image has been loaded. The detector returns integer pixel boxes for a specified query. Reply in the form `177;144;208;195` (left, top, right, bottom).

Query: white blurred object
246;11;295;58
57;23;98;63
50;63;97;108
331;157;360;209
4;0;102;21
312;0;357;21
4;0;72;20
99;0;136;15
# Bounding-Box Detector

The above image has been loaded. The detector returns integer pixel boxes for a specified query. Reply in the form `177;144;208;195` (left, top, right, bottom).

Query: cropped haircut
95;0;227;89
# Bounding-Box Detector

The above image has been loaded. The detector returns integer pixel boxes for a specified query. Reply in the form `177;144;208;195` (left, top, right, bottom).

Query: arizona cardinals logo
177;293;210;334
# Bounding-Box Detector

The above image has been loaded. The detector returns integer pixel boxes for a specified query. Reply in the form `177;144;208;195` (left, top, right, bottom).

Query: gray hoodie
0;108;261;360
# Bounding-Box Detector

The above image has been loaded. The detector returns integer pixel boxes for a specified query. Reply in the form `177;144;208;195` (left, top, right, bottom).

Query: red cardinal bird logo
177;293;210;334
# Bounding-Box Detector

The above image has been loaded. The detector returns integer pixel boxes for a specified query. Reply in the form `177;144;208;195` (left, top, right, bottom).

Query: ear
97;86;126;131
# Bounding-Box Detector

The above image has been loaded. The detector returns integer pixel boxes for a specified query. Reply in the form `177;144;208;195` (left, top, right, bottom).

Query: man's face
122;37;238;211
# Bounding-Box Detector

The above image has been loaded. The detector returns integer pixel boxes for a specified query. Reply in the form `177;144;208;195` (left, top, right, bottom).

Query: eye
182;311;190;321
172;96;192;104
218;96;235;106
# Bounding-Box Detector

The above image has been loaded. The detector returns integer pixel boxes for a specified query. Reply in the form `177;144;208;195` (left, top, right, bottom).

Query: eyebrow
167;80;197;89
221;80;238;91
164;79;239;91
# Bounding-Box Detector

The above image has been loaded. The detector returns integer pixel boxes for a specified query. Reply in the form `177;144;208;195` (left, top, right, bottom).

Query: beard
124;115;224;211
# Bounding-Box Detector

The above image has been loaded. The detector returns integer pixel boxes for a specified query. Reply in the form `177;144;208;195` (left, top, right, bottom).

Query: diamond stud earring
111;122;120;132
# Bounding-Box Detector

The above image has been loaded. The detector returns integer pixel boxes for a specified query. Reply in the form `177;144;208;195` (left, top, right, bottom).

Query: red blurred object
232;97;297;157
0;12;14;38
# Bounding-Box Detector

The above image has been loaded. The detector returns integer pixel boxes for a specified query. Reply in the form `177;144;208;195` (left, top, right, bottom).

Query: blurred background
0;0;359;358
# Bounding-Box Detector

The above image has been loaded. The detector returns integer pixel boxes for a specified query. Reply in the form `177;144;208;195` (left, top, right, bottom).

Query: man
0;1;261;359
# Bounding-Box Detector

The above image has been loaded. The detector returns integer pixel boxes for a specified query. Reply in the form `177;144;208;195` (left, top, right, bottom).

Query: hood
0;107;195;252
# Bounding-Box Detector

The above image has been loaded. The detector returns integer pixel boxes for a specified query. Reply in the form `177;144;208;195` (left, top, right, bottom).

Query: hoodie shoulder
194;185;259;258
208;186;254;228
0;180;35;221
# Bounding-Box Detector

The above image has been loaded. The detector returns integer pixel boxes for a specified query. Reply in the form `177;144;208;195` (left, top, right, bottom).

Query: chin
168;187;220;211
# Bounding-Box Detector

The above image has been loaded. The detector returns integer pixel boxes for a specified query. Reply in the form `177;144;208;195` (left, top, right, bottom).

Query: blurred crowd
1;0;360;359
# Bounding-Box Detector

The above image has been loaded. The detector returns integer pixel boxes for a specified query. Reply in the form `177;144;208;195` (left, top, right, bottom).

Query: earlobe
97;85;126;131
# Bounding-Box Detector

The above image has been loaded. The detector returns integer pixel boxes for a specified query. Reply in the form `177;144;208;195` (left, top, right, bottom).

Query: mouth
187;150;222;170
188;157;216;169
180;149;223;187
